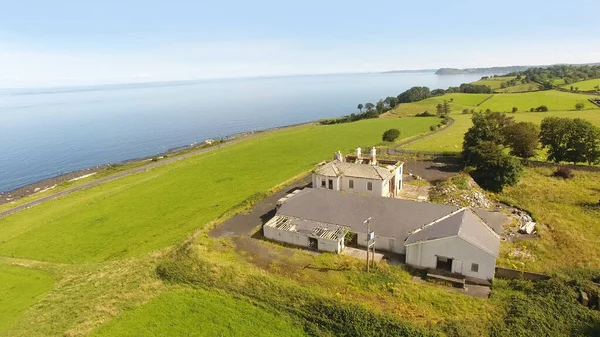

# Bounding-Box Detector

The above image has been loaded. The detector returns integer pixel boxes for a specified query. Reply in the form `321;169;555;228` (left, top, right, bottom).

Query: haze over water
0;72;483;192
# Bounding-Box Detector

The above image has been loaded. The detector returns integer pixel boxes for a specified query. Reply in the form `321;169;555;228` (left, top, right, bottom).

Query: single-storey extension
264;188;503;281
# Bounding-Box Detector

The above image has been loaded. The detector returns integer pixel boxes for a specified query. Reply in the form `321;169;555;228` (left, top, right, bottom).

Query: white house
312;147;403;198
264;188;503;281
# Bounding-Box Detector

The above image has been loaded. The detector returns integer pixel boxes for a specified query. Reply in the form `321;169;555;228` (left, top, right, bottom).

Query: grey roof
404;209;500;257
265;215;346;241
472;208;509;234
277;188;461;241
315;161;393;180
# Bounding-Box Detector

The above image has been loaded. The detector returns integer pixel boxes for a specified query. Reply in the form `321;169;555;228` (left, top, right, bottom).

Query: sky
1;0;599;88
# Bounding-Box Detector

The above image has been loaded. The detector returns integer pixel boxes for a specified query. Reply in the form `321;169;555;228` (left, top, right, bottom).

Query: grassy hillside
92;289;306;336
472;76;516;90
561;78;600;91
0;264;54;333
385;93;492;117
478;90;595;112
404;109;600;153
495;82;543;93
0;118;437;263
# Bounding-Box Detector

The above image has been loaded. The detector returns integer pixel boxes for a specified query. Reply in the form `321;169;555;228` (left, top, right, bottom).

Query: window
328;179;333;190
321;179;326;188
471;263;479;273
367;182;373;191
349;179;354;189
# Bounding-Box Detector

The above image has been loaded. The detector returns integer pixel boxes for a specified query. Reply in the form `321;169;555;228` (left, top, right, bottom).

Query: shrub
440;119;448;125
530;108;535;112
553;166;575;179
512;107;518;113
430;125;438;131
382;128;401;142
575;102;585;110
462;108;470;114
415;111;435;117
535;105;549;112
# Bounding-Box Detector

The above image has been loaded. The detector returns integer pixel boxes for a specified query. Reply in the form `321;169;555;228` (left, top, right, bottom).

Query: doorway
328;179;333;190
308;237;318;250
436;256;453;272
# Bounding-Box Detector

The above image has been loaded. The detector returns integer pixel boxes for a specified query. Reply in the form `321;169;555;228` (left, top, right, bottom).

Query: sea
0;72;483;192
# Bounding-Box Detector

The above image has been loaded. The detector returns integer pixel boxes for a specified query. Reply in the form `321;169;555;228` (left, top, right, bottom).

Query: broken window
471;263;479;273
349;179;354;189
321;179;326;188
367;182;372;191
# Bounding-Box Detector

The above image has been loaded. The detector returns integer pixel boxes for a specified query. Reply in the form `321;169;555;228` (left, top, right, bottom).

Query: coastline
0;120;316;206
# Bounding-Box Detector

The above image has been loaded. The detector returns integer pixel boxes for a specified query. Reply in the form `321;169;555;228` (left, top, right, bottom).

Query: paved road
0;132;275;219
209;176;312;238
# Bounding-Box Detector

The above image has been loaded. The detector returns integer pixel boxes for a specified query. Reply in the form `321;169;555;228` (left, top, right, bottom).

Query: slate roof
264;215;346;241
404;209;501;257
315;161;393;180
277;188;460;241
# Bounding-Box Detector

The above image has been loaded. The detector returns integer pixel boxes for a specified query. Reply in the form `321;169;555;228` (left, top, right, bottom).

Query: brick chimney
370;147;377;165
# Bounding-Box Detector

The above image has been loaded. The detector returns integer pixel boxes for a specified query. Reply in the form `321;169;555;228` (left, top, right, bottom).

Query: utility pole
364;217;375;272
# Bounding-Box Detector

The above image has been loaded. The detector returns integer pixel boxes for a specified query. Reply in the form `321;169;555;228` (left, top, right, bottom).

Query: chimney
370;147;377;165
334;150;343;162
356;147;362;159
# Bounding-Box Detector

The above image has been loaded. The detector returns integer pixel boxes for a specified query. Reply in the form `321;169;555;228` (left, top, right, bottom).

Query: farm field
0;117;438;264
495;82;542;93
0;264;54;333
404;109;600;153
385;93;492;117
472;76;515;90
478;90;595;112
561;78;600;91
92;289;306;337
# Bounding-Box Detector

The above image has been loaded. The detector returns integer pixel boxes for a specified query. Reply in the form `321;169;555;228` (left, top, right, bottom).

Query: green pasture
0;264;54;332
0;118;437;263
404;109;600;153
92;289;306;337
472;76;516;89
479;90;595;112
496;82;542;93
387;93;492;117
562;78;600;91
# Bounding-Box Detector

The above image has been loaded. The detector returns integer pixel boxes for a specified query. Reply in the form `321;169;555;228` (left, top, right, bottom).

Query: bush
415;111;435;117
535;105;549;112
512;107;518;113
530;108;535;112
462;108;470;114
553;166;575;179
430;125;438;131
382;128;401;142
440;119;448;125
575;102;585;110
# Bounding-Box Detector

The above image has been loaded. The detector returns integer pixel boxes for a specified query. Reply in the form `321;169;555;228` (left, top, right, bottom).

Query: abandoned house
312;147;403;198
264;188;503;281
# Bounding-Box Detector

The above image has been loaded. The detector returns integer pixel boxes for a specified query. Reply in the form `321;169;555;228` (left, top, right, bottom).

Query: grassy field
92;289;306;336
404;109;600;153
472;76;516;90
561;78;600;91
495;82;543;93
0;264;54;333
385;93;492;117
0;117;437;264
497;167;600;272
479;90;596;112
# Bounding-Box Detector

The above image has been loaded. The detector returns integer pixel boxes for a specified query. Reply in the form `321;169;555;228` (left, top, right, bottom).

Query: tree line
505;64;600;89
462;111;600;191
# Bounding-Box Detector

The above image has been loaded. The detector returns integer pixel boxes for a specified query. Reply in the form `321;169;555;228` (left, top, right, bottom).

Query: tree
504;122;540;159
462;111;515;165
365;102;375;111
382;128;401;142
397;86;431;103
512;107;518;113
384;96;399;108
443;100;451;116
431;88;446;96
570;86;574;92
540;117;575;163
575;102;585;110
357;103;363;113
436;103;444;117
470;142;523;192
566;119;600;165
376;100;385;113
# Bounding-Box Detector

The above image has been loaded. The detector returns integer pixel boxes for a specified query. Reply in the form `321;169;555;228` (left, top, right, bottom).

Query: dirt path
0;129;295;219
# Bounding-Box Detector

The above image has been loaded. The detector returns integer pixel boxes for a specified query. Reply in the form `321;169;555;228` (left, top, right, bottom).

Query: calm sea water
0;72;483;192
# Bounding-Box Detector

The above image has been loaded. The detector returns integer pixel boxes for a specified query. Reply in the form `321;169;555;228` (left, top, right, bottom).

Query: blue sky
1;0;599;87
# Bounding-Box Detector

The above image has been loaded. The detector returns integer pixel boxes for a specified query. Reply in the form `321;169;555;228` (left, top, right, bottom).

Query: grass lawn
386;93;492;117
497;167;600;272
92;289;306;337
0;264;54;333
495;82;543;93
478;90;595;112
472;76;516;90
404;109;600;153
0;117;438;264
561;78;600;91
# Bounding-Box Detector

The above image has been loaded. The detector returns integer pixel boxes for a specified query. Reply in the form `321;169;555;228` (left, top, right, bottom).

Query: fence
495;267;550;281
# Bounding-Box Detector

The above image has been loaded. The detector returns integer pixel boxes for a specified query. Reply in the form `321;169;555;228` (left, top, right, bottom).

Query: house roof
264;214;346;241
315;161;394;180
276;188;461;241
404;209;501;257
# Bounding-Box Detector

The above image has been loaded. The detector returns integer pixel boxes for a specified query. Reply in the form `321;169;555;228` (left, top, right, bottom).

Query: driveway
209;176;312;238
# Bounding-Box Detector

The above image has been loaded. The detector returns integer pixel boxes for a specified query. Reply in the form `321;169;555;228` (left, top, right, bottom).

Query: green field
479;90;595;112
472;76;515;90
0;118;437;263
561;78;600;91
0;264;54;332
386;93;492;117
495;82;542;93
92;289;306;337
405;109;600;153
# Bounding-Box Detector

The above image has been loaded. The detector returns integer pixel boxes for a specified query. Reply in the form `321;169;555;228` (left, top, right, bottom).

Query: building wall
405;236;497;280
313;173;387;197
263;225;342;253
356;233;405;254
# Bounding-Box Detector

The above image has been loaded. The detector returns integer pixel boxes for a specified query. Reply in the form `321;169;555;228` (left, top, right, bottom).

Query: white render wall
263;225;343;253
313;174;387;197
356;233;405;254
405;236;497;280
